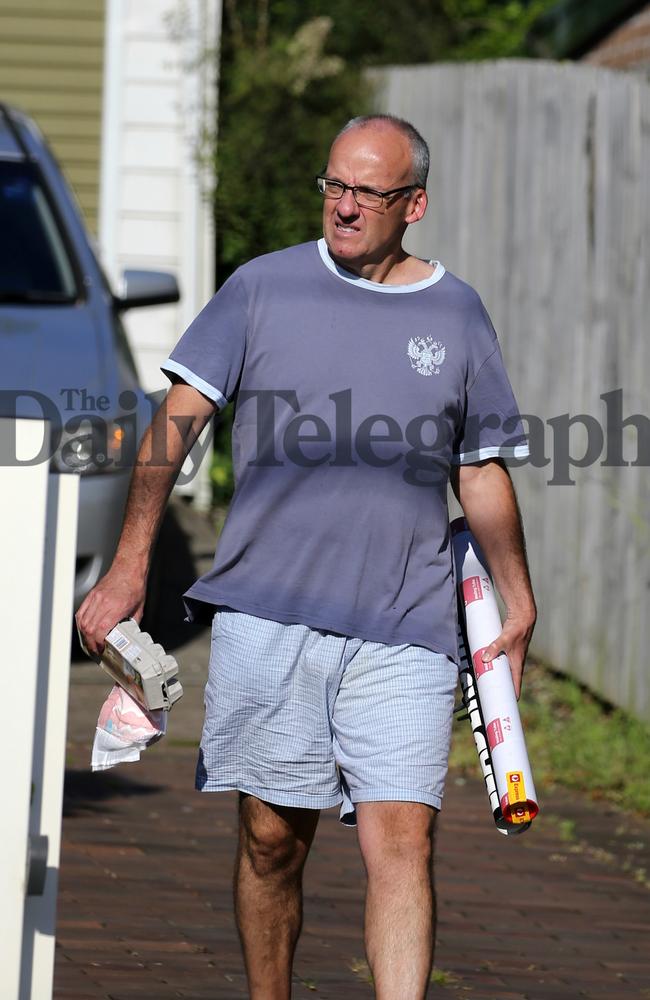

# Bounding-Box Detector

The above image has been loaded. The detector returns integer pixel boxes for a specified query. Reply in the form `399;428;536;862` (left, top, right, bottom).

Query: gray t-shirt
162;239;528;663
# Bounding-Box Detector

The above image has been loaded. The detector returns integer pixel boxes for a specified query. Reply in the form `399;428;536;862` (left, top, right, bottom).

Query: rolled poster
452;517;539;833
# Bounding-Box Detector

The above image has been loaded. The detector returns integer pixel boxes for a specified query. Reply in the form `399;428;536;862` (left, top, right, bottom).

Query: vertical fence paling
371;60;650;721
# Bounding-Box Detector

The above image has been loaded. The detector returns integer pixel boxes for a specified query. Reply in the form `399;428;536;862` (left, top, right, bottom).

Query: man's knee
238;795;317;879
356;801;437;874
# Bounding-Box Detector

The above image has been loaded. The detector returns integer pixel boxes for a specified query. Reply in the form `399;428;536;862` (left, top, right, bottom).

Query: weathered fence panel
372;60;650;720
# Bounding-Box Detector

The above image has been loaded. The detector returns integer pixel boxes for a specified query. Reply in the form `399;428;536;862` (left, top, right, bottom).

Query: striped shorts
196;608;459;825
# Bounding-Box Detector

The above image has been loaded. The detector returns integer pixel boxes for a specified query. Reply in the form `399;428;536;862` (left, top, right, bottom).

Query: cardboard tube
452;517;539;830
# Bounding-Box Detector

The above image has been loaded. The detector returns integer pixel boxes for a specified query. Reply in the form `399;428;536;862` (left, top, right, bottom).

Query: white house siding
99;0;221;506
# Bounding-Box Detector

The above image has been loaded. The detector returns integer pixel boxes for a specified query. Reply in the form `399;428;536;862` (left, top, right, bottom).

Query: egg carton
80;618;183;711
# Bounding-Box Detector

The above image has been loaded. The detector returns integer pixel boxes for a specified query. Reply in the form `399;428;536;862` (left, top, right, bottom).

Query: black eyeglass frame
315;175;418;207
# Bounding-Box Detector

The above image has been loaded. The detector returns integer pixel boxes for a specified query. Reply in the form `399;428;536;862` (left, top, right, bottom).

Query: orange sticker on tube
506;771;531;823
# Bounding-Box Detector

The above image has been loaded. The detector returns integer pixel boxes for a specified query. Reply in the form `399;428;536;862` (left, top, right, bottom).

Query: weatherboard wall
0;0;105;233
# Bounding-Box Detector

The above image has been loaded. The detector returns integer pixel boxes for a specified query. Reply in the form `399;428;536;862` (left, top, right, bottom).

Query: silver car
0;103;179;608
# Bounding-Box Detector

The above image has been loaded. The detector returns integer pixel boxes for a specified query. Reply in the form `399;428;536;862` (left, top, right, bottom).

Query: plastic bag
91;684;166;772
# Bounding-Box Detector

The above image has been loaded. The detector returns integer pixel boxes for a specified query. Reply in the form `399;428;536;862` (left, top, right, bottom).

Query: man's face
322;125;424;269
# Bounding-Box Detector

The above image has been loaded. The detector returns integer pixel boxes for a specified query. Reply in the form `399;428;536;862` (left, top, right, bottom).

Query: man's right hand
75;564;147;658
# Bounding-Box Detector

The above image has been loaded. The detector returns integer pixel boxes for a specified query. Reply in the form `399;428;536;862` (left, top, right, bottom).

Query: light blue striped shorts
196;608;459;825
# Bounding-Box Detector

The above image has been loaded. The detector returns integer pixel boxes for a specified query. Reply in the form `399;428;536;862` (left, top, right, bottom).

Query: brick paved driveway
55;503;650;999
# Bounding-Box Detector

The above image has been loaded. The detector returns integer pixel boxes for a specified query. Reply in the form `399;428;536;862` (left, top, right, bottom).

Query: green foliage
216;14;370;272
440;0;559;59
451;664;650;816
210;406;235;504
228;0;453;67
223;0;558;68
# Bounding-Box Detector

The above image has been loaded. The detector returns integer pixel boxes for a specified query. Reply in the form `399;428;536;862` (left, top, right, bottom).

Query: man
77;114;536;999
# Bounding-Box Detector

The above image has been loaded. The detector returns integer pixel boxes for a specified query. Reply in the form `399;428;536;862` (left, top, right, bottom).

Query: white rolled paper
452;516;539;830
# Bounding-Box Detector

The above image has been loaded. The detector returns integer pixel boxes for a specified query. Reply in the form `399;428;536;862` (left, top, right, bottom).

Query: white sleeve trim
451;443;530;465
161;358;228;409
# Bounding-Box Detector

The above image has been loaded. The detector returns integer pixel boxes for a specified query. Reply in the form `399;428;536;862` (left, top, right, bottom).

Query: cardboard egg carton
80;618;183;711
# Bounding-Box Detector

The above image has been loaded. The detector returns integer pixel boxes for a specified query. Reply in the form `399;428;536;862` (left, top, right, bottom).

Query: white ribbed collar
317;238;445;294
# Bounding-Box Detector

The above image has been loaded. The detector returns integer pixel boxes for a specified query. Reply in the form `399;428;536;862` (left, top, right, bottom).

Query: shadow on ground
141;500;208;651
63;767;164;817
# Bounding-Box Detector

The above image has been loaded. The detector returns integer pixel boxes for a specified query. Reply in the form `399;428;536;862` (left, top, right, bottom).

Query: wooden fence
372;60;650;721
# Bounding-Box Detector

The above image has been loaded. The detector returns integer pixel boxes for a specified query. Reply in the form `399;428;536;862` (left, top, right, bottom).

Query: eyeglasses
315;176;417;209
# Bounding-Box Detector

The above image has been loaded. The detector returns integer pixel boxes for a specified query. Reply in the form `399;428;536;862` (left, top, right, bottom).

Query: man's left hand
479;608;537;700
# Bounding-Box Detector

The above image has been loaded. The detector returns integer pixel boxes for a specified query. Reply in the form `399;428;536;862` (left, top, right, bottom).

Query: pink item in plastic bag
91;684;166;771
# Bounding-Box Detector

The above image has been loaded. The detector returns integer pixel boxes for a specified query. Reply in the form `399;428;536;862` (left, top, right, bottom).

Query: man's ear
405;188;428;225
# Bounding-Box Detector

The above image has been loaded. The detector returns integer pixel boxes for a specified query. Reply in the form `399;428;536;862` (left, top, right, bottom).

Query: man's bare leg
356;801;438;999
234;794;320;1000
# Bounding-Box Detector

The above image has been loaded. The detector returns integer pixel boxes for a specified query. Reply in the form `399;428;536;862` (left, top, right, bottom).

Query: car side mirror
114;269;180;310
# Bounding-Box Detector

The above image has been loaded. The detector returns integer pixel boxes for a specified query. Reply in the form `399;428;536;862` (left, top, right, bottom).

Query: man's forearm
112;385;216;578
111;427;184;578
452;460;536;620
452;459;535;696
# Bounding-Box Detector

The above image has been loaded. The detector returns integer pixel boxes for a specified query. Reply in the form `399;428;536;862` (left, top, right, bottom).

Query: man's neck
328;247;435;286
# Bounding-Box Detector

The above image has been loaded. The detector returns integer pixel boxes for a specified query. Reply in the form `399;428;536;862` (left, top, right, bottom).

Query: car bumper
74;470;131;608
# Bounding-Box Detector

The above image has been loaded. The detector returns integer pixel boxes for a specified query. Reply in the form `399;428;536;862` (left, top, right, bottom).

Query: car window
0;161;78;303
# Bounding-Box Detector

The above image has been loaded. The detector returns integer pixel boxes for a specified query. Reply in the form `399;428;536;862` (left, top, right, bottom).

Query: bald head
327;121;416;195
334;115;429;190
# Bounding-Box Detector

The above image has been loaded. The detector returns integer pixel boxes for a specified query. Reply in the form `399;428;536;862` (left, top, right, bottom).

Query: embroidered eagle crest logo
407;336;446;376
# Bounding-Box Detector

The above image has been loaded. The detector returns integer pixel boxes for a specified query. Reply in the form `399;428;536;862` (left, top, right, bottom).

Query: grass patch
348;960;460;989
557;818;577;842
349;958;373;984
430;966;460;987
450;662;650;816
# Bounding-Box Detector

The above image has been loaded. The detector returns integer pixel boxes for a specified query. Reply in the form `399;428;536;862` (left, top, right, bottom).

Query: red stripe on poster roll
463;576;483;605
473;647;493;677
487;717;504;749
